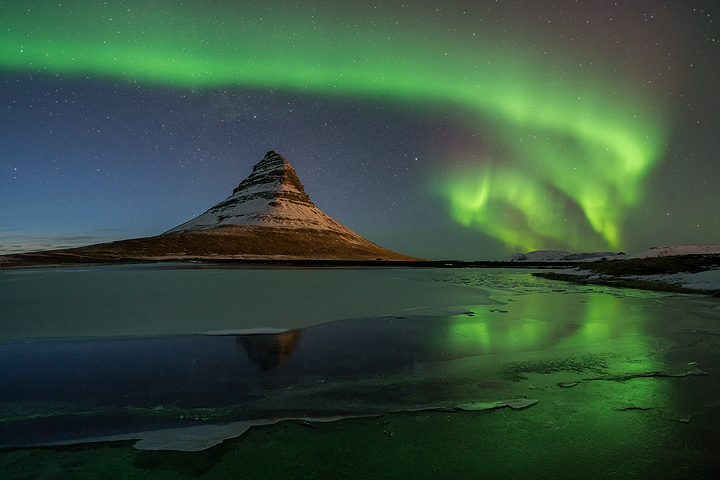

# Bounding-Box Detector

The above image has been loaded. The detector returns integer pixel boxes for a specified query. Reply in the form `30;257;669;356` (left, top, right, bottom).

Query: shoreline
533;254;720;297
3;252;719;297
0;253;576;270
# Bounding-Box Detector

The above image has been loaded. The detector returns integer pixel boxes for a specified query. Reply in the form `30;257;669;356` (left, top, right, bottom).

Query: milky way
1;1;718;258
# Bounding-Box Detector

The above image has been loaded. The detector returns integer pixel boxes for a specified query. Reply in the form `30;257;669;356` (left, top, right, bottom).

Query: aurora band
0;1;667;250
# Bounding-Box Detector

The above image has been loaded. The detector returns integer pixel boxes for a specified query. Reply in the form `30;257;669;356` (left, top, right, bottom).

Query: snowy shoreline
542;267;720;294
509;245;720;295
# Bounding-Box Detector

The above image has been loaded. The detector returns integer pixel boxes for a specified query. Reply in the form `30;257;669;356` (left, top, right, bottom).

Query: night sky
1;0;718;260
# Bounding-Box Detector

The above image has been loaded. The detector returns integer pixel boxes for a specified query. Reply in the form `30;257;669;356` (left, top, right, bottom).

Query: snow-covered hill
627;245;720;259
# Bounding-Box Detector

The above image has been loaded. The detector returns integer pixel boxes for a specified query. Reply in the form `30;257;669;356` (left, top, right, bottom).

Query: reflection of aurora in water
0;1;666;251
448;292;647;353
447;288;666;420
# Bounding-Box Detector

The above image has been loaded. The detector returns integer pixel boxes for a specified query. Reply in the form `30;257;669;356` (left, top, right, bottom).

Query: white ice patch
22;400;538;452
549;267;720;292
637;270;720;291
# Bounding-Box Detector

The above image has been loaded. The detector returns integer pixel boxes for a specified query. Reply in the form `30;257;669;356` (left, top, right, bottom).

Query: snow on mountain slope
165;151;360;239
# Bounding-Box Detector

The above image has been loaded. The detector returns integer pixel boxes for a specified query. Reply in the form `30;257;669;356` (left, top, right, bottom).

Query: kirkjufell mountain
166;151;376;238
5;151;422;264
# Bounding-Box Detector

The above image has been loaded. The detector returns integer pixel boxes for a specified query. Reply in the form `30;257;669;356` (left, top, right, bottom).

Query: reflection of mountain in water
238;330;302;371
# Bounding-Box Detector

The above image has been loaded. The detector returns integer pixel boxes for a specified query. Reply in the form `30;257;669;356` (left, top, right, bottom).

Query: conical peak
264;150;283;161
165;150;356;234
155;151;422;260
248;151;289;178
233;150;307;197
253;150;288;172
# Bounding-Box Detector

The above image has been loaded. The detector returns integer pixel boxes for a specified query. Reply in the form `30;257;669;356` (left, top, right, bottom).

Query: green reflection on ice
448;289;666;439
448;292;644;353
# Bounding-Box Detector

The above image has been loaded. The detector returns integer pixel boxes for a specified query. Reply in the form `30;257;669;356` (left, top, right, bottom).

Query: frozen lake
1;265;720;478
0;265;502;340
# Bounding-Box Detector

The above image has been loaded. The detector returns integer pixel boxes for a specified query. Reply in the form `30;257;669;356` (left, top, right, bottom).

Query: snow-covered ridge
502;250;625;262
627;245;720;259
164;151;361;238
504;245;720;263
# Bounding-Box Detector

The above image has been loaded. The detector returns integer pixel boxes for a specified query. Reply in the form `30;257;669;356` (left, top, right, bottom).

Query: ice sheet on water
0;266;499;341
26;401;539;452
130;399;540;451
200;328;290;335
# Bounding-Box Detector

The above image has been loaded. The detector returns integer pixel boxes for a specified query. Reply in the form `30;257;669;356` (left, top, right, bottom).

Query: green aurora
0;1;668;251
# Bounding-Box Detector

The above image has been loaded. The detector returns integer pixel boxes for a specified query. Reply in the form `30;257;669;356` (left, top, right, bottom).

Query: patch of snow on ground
628;270;720;291
549;267;720;292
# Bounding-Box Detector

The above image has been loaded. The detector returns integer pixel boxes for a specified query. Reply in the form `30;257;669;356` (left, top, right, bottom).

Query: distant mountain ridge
504;245;720;263
502;250;625;262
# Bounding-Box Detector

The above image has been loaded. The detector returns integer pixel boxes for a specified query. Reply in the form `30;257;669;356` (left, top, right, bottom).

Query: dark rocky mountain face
232;151;314;206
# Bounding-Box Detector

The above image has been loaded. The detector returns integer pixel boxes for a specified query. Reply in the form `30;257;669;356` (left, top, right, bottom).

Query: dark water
0;313;566;447
0;316;462;408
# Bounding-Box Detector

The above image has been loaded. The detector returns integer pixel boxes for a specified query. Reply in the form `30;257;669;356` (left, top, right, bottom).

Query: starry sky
1;0;718;260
